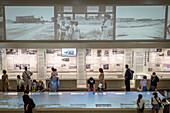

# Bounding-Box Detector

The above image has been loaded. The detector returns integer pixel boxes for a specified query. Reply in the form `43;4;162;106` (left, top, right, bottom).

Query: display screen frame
61;48;77;57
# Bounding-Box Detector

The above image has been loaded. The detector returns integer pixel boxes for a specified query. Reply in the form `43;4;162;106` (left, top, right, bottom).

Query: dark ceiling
0;0;169;5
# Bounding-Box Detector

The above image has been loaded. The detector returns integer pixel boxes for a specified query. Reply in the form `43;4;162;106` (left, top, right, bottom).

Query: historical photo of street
5;6;54;40
0;6;4;40
167;6;170;39
56;5;113;40
116;6;165;40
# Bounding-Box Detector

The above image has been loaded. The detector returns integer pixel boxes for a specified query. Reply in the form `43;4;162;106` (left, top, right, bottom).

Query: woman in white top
151;91;162;113
140;76;147;92
137;94;145;113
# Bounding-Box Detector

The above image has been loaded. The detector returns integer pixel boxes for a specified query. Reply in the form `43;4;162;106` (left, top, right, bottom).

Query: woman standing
49;75;60;92
137;94;145;113
2;70;9;92
99;68;105;90
151;91;162;113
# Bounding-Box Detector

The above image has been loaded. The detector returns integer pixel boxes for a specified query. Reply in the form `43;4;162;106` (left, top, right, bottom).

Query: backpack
29;98;36;108
128;69;134;80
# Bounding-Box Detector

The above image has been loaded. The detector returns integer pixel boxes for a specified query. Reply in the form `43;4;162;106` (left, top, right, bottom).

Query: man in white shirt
22;67;33;90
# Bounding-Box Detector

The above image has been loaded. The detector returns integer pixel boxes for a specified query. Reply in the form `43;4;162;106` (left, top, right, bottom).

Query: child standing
140;76;147;92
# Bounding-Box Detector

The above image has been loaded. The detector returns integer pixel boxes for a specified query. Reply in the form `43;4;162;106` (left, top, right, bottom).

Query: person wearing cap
151;91;162;113
87;77;95;92
150;72;159;91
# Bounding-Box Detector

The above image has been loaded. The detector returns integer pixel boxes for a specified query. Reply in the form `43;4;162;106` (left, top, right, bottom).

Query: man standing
22;67;33;90
125;64;130;91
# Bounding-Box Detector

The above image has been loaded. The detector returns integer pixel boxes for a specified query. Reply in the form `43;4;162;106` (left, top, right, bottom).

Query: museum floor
0;91;168;113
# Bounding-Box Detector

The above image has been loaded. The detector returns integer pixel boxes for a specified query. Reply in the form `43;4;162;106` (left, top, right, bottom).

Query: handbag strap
24;71;30;79
154;97;160;104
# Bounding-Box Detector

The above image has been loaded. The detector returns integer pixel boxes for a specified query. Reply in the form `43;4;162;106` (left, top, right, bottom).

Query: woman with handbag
137;94;145;113
151;91;162;113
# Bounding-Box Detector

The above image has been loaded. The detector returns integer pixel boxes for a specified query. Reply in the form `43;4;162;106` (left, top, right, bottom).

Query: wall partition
167;6;170;39
0;6;4;40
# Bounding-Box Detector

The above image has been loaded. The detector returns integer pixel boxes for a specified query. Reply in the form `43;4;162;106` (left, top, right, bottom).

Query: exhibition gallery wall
0;48;170;81
0;5;169;40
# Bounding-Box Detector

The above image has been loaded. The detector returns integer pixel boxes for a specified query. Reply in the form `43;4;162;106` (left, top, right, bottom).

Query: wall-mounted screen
62;48;77;56
116;6;165;40
5;6;54;40
167;6;170;39
0;6;4;40
56;5;113;40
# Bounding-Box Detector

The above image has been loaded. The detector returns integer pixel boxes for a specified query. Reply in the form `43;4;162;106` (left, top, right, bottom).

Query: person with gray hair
22;67;33;90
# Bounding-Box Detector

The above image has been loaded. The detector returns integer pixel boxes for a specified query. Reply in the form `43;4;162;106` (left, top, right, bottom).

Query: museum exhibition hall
0;0;170;113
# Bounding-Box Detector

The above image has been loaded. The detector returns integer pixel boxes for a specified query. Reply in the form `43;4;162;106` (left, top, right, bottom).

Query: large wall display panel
5;49;38;79
5;6;54;40
0;6;5;40
86;49;124;78
46;49;77;78
167;6;170;39
116;6;165;40
55;5;113;40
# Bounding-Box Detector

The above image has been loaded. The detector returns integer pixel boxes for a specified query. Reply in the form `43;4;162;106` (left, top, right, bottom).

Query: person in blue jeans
140;76;147;92
49;75;59;92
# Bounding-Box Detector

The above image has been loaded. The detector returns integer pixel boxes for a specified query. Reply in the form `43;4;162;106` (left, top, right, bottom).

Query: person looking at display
124;64;131;91
22;67;33;90
99;68;105;90
17;75;25;92
87;77;95;92
149;72;159;91
31;80;38;92
137;94;145;113
2;70;9;92
37;80;45;92
151;91;162;113
48;75;60;92
51;68;58;77
140;76;147;92
98;81;104;92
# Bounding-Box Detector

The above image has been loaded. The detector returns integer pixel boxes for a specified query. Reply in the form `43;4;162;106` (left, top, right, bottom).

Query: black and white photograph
112;49;124;54
155;64;160;67
97;50;101;57
103;64;109;70
46;49;55;54
0;6;4;40
158;53;164;56
116;6;165;40
86;64;91;69
21;49;37;55
47;65;54;70
69;65;77;69
104;50;109;57
14;64;21;70
116;64;120;66
148;68;153;72
56;5;113;40
86;49;91;56
61;64;66;68
6;49;18;55
62;58;70;62
167;6;170;39
157;49;162;52
62;48;76;56
167;50;170;56
5;6;54;40
163;64;170;71
21;64;30;69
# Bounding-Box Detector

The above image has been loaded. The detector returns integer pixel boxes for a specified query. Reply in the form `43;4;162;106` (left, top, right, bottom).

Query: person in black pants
125;64;130;91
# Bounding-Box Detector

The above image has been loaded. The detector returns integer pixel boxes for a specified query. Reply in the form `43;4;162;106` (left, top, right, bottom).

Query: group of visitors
2;67;60;92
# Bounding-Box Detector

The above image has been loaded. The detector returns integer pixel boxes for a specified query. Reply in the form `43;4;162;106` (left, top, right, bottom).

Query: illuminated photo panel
0;6;4;40
116;6;165;40
167;6;170;39
56;5;113;40
5;6;54;40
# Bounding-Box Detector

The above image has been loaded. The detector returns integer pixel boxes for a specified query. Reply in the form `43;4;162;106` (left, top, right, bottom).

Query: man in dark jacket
125;64;131;91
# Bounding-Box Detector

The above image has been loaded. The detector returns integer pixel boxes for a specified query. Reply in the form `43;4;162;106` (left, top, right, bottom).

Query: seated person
17;75;25;92
31;80;38;92
98;82;104;92
37;80;45;92
140;76;147;92
48;75;59;92
87;77;95;92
